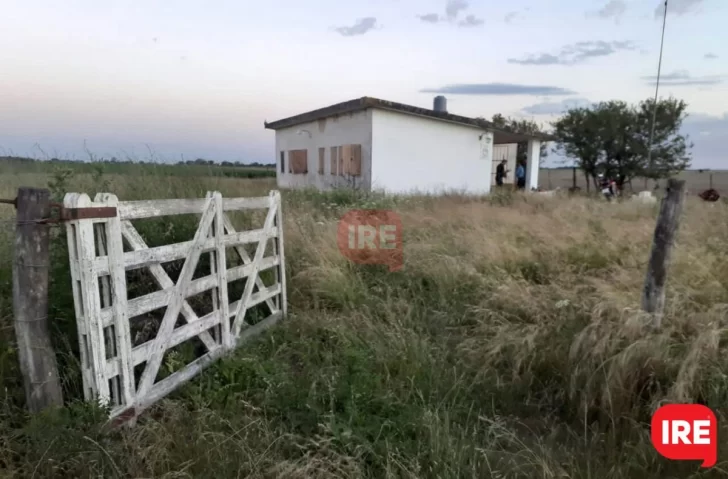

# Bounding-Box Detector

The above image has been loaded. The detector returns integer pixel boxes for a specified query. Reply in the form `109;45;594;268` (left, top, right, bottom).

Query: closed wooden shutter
339;145;350;176
349;144;362;176
330;147;338;175
288;149;308;174
318;148;325;174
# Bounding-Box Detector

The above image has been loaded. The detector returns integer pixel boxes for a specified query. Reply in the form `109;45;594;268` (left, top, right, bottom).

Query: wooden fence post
642;179;686;329
12;187;64;412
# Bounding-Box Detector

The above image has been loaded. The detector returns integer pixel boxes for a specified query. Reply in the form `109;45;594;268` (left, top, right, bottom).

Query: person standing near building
515;161;526;190
495;159;507;187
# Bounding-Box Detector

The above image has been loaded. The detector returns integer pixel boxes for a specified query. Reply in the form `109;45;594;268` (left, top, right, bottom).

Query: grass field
1;164;727;478
0;156;277;180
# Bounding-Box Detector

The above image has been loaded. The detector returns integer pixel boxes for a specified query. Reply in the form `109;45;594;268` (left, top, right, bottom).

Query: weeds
0;168;727;477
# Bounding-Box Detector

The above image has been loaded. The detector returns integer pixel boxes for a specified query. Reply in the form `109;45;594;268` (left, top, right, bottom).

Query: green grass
1;156;276;180
0;165;727;477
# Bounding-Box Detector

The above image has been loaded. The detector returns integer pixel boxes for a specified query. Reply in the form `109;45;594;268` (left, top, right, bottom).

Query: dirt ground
540;168;727;194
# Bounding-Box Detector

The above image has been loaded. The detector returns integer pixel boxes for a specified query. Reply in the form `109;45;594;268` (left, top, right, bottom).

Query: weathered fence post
642;179;686;329
12;187;64;412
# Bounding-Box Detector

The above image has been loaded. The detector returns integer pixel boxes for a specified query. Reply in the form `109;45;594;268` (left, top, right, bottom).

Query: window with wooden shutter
338;145;347;176
288;149;308;174
330;146;338;175
334;144;362;177
318;148;325;175
349;144;362;176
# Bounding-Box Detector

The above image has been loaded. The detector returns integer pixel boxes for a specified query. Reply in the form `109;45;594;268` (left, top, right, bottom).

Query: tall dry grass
0;167;727;478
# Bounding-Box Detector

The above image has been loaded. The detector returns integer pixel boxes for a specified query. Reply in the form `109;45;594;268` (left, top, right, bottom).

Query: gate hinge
43;203;118;224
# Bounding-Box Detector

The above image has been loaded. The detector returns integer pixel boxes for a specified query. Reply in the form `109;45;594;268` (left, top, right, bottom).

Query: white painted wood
118;221;218;353
212;192;232;348
63;193;96;400
207;192;223;349
98;257;280;328
93;216;120;406
95;193;136;409
228;284;282;319
74;193;111;406
273;191;288;318
526;139;541;190
136;196;217;396
221;215;279;315
231;196;279;336
118;196;272;220
136;346;226;413
92;227;277;275
135;310;283;417
105;308;223;377
67;191;287;423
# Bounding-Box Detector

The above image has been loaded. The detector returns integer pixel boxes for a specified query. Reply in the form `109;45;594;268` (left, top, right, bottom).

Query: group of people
495;159;527;189
496;159;619;200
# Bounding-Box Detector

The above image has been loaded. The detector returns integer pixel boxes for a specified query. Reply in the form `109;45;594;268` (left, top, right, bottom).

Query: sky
0;0;726;168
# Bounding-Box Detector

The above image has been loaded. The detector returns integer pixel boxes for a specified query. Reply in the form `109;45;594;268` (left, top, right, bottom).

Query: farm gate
64;190;286;423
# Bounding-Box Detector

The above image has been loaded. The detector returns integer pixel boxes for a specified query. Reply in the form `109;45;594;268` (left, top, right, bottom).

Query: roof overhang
264;97;556;143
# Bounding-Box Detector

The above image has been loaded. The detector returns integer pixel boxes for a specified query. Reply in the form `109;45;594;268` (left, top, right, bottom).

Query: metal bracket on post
1;198;117;224
43;203;118;224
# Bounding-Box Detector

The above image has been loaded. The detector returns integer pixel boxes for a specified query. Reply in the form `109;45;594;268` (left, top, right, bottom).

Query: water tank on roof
433;95;447;113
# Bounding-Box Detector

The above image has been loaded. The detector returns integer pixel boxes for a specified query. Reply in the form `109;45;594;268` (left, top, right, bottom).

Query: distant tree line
176;158;275;168
0;155;275;168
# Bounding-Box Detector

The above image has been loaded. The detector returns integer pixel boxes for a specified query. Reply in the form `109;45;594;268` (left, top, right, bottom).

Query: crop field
1;163;727;478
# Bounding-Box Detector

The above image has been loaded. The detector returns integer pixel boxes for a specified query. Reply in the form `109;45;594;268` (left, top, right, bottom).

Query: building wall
370;109;494;194
274;109;373;190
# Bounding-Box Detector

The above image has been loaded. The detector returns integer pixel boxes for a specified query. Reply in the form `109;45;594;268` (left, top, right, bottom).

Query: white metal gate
64;190;286;423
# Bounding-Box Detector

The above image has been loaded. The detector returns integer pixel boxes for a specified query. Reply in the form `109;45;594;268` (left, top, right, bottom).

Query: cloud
508;40;636;65
654;0;703;19
459;14;484;27
420;83;576;96
705;53;718;60
417;0;484;27
417;13;440;23
335;17;378;36
445;0;469;20
641;70;723;86
521;98;593;115
504;12;518;23
594;0;627;21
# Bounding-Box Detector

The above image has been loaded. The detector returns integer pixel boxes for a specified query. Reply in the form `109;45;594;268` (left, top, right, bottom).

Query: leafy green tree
632;97;692;182
551;107;602;192
552;96;692;191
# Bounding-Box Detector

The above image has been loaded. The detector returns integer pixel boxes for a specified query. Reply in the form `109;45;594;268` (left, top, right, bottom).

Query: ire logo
651;404;718;468
337;209;403;272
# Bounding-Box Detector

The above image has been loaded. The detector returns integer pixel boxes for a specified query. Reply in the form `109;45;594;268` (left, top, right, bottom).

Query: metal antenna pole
646;0;668;178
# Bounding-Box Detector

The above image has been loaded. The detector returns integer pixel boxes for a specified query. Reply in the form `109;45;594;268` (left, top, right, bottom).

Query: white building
264;96;552;195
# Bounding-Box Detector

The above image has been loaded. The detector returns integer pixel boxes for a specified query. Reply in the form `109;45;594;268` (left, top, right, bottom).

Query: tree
490;114;549;165
632;97;692;182
552;96;691;191
552;107;603;192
